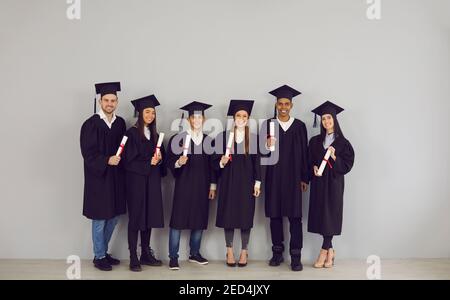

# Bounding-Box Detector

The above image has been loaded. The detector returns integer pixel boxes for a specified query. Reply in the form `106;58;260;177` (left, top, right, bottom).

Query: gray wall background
0;0;449;261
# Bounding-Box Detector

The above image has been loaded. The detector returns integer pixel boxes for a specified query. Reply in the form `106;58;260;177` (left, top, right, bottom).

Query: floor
0;258;449;280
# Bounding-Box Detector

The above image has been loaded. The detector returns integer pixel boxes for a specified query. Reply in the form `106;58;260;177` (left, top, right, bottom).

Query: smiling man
80;82;127;271
262;85;309;271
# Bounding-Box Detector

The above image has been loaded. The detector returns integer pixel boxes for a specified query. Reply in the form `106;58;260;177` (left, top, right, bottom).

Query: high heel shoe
313;249;328;268
226;253;236;267
238;252;248;268
324;249;335;268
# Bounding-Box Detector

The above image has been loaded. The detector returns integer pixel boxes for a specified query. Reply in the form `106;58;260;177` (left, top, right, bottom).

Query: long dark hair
136;109;158;144
233;125;250;155
320;113;345;142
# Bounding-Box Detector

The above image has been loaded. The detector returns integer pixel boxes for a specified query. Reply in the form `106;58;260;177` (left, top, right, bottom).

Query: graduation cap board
178;101;213;131
227;100;254;117
269;85;302;118
94;81;121;113
311;101;344;128
131;94;160;117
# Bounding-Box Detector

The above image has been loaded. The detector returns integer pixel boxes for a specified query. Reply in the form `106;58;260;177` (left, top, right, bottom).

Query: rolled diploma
115;136;128;156
224;132;234;157
155;133;165;156
269;121;275;152
182;134;191;156
317;148;332;176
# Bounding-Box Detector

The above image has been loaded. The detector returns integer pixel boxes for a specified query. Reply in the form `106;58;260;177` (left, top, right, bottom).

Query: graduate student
262;85;309;271
308;101;355;268
123;94;167;272
80;82;126;271
166;101;217;270
214;100;262;268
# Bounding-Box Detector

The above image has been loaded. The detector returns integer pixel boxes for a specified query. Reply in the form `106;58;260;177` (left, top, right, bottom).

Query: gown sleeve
158;141;168;178
209;137;218;184
332;139;355;175
299;122;310;183
252;135;262;182
166;134;181;177
80;119;109;177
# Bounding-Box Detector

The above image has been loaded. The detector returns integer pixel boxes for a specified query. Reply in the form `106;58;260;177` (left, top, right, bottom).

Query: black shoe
290;249;303;272
169;258;180;270
140;248;163;266
269;245;284;266
129;254;142;272
105;253;120;266
226;253;236;267
93;257;112;271
269;253;284;266
238;253;248;268
189;253;209;265
291;260;303;272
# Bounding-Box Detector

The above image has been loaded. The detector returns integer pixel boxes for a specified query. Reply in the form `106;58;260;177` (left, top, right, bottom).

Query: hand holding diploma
182;134;191;156
178;155;188;166
316;146;335;176
108;156;121;166
224;131;234;158
115;136;128;156
152;133;164;165
268;121;276;152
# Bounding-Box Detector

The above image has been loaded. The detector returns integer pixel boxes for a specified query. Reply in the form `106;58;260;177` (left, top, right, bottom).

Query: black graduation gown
80;115;127;220
167;132;217;230
307;135;355;236
123;127;167;231
213;131;262;229
262;118;309;218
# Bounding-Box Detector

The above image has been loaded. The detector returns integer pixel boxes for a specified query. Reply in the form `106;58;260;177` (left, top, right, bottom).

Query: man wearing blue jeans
80;82;127;271
168;229;204;270
166;102;217;270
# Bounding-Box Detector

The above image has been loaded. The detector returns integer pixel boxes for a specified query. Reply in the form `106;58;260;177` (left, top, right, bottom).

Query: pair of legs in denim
168;228;203;259
92;216;119;259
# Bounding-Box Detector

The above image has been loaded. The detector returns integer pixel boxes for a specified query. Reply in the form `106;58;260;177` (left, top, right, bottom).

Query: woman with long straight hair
214;100;261;268
308;101;355;269
123;95;167;272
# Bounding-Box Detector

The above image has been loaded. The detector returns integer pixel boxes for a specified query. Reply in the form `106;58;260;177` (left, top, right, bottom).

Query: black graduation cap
269;85;302;118
178;101;212;131
93;82;121;113
227;100;254;116
131;94;160;117
311;101;344;128
269;85;301;100
180;101;212;116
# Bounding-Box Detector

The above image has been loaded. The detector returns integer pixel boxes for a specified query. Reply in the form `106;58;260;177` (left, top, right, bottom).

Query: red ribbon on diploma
153;146;161;159
322;159;333;169
117;144;125;156
226;147;232;162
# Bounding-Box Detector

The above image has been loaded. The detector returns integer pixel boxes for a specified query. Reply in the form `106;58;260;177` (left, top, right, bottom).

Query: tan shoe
313;249;328;268
324;248;335;268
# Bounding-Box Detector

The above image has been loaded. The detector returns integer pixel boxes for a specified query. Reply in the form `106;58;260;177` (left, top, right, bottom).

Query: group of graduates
80;82;355;273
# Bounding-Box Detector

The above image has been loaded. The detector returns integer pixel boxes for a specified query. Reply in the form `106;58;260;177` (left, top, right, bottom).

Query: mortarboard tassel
179;112;185;132
134;109;138;118
94;97;97;114
273;104;277;119
313;114;318;128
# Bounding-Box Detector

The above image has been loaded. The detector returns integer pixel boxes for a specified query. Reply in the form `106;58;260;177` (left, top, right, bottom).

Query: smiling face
234;110;249;128
142;107;156;125
276;98;293;118
99;94;118;114
321;114;334;132
189;114;204;131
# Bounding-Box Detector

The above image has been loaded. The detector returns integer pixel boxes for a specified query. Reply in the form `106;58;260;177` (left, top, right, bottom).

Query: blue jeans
169;228;203;259
92;216;119;259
